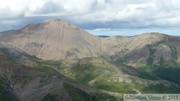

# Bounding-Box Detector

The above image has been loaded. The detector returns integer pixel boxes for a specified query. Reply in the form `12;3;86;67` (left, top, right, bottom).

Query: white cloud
93;28;112;31
0;0;180;35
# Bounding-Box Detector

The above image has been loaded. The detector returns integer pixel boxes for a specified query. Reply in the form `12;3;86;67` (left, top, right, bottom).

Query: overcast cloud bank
0;0;180;36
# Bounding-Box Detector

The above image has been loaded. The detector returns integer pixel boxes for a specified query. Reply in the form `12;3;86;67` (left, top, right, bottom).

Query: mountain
0;46;118;101
2;19;179;66
0;19;101;60
1;19;180;101
110;33;180;66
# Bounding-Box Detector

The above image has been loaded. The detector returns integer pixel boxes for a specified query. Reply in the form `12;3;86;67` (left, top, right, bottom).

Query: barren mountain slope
107;33;180;67
0;19;101;60
1;19;179;65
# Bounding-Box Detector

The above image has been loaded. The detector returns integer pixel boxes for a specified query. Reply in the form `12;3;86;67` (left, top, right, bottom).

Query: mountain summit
0;19;101;60
21;19;78;31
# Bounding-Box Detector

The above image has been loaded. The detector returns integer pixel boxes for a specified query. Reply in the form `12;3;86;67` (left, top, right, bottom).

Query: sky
0;0;180;36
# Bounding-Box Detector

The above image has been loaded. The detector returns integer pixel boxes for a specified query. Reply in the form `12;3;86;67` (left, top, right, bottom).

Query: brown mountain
100;32;180;67
0;19;180;67
0;19;101;60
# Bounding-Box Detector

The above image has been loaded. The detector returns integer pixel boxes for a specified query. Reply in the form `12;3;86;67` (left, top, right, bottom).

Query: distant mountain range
0;19;180;101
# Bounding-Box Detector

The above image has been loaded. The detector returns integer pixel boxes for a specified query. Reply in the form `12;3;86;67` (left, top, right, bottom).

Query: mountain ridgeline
0;19;180;101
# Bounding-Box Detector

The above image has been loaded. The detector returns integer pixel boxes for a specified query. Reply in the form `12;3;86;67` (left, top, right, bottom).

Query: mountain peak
41;18;77;28
134;32;168;41
43;18;66;24
0;19;100;60
20;18;78;32
45;18;62;21
140;32;166;36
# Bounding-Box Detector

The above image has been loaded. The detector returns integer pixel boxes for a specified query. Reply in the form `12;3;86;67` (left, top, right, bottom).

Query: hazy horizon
86;28;180;36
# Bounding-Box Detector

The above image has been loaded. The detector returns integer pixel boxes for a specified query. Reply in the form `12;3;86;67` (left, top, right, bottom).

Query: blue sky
0;0;180;36
86;28;180;36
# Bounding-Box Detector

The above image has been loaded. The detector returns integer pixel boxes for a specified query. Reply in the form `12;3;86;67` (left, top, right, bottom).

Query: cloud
0;0;180;35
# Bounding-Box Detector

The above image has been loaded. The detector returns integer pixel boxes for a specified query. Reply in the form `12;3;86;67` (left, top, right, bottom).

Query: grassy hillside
0;50;120;101
43;56;180;95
